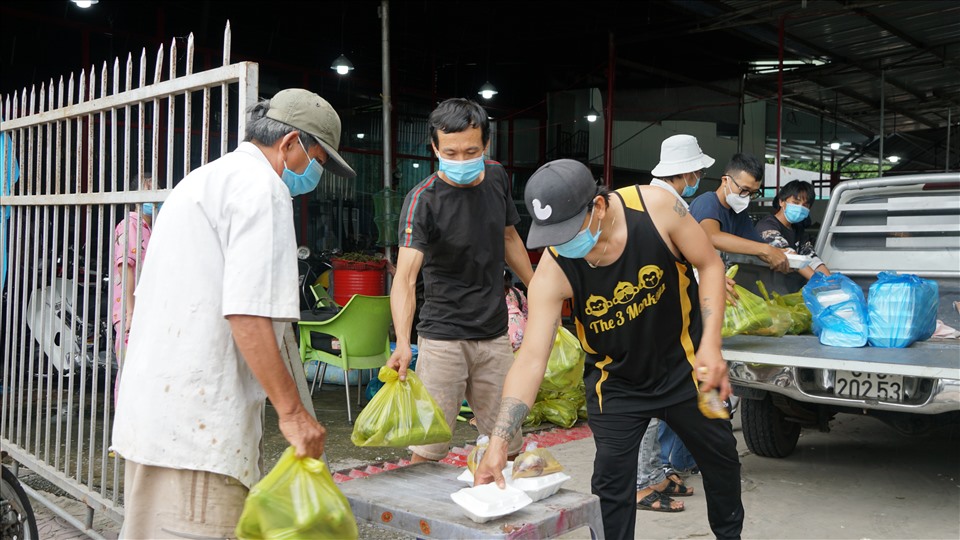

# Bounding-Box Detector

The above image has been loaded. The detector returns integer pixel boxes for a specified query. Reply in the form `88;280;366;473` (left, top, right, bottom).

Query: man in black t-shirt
388;99;534;463
475;160;743;540
755;180;831;282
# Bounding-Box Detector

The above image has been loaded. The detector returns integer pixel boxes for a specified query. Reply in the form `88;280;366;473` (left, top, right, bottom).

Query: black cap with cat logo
524;159;599;249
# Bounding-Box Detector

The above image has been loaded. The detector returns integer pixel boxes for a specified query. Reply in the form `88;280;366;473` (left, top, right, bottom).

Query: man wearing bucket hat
475;159;743;540
112;88;355;538
650;134;715;200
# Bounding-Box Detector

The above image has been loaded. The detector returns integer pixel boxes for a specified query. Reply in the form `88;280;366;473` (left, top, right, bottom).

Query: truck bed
722;334;960;379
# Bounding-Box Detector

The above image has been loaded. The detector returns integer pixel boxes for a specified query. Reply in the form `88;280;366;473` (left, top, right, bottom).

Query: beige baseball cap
266;88;357;178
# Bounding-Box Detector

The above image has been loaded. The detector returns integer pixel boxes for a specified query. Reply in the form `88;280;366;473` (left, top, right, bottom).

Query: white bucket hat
650;134;715;177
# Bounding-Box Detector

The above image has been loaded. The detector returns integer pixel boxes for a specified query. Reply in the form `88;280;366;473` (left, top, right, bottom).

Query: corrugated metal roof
672;0;960;172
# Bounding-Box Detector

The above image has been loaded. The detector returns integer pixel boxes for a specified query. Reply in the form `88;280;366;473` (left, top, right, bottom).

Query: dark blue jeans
659;420;699;472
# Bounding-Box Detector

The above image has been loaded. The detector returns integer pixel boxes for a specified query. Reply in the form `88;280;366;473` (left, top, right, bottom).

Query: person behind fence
111;88;356;539
504;269;528;352
111;174;155;405
688;153;790;273
387;98;534;465
755;180;831;281
474;159;743;540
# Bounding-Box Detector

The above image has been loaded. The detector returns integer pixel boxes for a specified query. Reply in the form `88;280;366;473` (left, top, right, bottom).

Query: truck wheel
741;395;800;458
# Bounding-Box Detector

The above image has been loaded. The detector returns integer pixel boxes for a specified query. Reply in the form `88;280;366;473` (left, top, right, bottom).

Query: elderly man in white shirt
111;88;356;539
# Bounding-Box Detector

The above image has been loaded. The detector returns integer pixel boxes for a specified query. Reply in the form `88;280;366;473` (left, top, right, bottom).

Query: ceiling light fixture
830;139;841;151
331;54;354;75
888;155;900;163
585;89;600;122
478;81;498;100
412;163;420;169
356;133;365;139
72;0;98;7
331;4;353;76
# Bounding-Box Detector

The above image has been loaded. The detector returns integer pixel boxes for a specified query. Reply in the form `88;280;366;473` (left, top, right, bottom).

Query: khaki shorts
120;460;248;539
410;334;524;460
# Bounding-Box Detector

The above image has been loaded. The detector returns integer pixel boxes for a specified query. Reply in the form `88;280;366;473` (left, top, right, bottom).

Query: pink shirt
112;212;152;337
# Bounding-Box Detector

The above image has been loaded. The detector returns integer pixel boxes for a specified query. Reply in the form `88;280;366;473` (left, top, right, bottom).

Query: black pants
588;395;744;540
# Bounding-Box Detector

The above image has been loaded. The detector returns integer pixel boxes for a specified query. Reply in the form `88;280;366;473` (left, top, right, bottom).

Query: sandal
659;477;694;497
636;490;684;512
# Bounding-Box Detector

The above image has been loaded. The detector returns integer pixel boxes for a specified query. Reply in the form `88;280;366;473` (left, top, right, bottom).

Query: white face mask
724;180;750;214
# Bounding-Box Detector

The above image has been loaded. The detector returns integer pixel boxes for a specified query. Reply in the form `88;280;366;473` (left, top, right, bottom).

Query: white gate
0;22;258;537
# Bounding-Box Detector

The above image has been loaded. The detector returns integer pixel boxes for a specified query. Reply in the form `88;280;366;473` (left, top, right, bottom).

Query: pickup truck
721;173;960;458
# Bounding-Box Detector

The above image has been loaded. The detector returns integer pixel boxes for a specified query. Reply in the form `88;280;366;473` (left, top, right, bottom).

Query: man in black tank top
475;160;744;540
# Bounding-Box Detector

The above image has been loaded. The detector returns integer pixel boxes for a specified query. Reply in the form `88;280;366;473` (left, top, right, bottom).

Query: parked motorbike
297;246;340;311
1;452;39;540
24;248;115;380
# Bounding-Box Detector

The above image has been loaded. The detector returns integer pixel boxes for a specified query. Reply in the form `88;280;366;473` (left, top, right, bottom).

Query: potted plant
330;252;387;306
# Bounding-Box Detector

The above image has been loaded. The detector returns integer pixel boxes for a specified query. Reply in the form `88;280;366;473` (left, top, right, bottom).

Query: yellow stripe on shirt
593;356;614;413
574;318;598;354
675;261;698;389
575;318;612;412
616;185;645;212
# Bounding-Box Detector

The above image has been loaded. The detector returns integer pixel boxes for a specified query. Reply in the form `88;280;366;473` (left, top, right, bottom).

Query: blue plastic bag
867;271;939;348
802;273;869;347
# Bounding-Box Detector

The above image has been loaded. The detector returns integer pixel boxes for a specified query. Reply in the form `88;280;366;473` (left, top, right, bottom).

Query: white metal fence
0;22;257;536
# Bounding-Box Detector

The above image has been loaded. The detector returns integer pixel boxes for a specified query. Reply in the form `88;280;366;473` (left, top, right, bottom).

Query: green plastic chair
297;294;391;423
309;283;339;309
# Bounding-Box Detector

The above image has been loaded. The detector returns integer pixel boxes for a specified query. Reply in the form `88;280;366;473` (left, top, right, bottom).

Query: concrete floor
22;382;960;540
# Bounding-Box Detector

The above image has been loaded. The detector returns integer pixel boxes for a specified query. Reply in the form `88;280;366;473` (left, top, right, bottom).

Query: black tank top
551;185;701;414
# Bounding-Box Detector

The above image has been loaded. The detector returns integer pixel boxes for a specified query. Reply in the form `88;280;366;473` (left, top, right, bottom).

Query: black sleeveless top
551;185;702;414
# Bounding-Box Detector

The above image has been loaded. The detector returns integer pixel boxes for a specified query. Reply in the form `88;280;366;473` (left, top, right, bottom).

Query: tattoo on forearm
491;397;529;441
673;199;688;217
701;298;713;320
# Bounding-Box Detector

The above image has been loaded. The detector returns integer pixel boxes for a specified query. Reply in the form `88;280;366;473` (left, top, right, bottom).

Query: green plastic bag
539;398;580;428
235;447;358;540
539;327;586;393
758;283;813;335
747;302;792;337
351;366;452;447
722;266;773;337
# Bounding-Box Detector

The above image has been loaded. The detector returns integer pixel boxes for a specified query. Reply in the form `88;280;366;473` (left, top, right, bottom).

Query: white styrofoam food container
512;472;572;502
458;464;571;502
450;483;533;523
457;462;513;484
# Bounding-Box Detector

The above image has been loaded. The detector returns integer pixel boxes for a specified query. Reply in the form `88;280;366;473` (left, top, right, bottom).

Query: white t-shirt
111;142;299;488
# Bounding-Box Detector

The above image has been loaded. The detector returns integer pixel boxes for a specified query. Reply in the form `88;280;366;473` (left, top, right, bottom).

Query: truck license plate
835;371;904;401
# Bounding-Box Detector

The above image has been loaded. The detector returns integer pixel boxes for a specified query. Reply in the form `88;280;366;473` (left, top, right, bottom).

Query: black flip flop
636;490;684;512
660;478;694;497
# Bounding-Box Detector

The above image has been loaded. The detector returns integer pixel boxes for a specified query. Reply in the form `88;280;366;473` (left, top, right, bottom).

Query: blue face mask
682;171;701;198
554;208;601;259
281;138;324;196
784;203;810;224
438;155;485;185
143;203;155;216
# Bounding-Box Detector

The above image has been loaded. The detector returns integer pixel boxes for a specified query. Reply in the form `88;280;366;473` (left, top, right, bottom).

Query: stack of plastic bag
524;327;586;428
351;366;452;447
722;266;790;338
802;272;869;347
756;282;812;335
236;447;358;540
867;271;939;348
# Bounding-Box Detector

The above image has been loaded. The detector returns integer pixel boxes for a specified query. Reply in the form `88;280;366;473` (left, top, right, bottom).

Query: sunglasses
724;174;762;200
